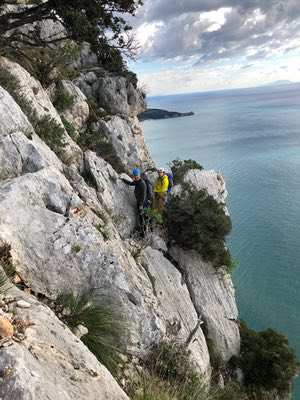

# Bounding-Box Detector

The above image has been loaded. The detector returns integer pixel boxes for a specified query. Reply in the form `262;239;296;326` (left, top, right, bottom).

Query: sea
142;83;300;399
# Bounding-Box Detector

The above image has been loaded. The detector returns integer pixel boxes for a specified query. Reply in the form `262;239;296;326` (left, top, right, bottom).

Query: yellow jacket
154;175;169;193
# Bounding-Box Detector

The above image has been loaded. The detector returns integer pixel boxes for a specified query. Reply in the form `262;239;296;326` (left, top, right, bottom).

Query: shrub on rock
239;322;299;397
77;128;124;173
169;159;203;184
166;186;232;269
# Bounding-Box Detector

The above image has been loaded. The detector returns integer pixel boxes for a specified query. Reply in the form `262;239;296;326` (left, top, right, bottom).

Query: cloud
133;0;300;65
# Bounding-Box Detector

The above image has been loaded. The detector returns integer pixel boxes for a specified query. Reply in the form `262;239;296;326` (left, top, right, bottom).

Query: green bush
71;244;81;253
239;322;299;396
54;89;75;112
55;291;125;375
61;116;77;139
86;98;108;123
169;159;203;184
77;129;124;173
166;187;232;270
144;208;164;226
0;269;12;294
0;68;18;93
33;115;66;156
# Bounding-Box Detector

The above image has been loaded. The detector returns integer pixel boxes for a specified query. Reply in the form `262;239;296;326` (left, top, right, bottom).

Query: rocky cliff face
0;24;240;399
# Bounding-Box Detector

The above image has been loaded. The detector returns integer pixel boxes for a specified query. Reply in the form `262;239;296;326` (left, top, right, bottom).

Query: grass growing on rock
0;241;17;291
128;340;249;400
55;291;125;375
0;268;12;294
128;341;207;400
61;116;77;139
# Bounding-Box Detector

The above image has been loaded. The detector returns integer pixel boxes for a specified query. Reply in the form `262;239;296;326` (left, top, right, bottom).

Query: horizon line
148;80;300;98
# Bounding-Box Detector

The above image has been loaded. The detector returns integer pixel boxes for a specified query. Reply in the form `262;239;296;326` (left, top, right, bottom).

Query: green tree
0;0;143;72
239;322;299;396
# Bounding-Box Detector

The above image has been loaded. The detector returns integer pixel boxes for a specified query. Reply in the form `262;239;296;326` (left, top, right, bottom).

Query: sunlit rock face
0;37;241;397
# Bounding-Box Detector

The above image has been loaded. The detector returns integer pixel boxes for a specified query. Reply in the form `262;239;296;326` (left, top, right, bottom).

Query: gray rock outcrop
76;72;146;117
91;115;154;172
170;247;240;363
170;169;240;362
0;47;241;398
57;80;90;132
0;286;129;400
0;57;82;166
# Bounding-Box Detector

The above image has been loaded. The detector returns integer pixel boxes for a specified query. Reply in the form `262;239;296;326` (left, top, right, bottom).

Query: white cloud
132;1;300;64
130;0;300;94
135;22;163;47
136;57;300;96
199;7;231;32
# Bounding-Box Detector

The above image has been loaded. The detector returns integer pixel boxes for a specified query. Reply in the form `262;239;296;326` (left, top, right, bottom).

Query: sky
127;0;300;95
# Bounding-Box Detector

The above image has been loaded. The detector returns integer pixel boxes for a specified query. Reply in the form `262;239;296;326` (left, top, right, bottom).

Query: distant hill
138;108;194;121
263;80;294;87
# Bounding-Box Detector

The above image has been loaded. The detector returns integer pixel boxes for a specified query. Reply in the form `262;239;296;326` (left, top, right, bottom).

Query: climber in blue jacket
122;168;148;234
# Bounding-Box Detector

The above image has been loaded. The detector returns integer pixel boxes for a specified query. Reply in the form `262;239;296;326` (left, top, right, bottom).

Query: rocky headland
138;108;194;121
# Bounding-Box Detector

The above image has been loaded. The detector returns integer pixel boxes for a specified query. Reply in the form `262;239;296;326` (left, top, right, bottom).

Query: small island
138;108;194;121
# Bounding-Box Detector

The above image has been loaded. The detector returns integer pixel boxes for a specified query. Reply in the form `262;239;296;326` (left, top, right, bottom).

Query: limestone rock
72;42;98;71
170;169;240;363
0;87;63;181
0;156;210;377
0;131;63;181
73;324;89;339
170;246;240;363
16;300;31;309
0;86;33;138
58;80;90;132
0;57;82;166
182;169;227;206
0;287;129;400
84;151;137;237
0;54;241;389
141;247;211;378
76;73;146;117
92;115;154;172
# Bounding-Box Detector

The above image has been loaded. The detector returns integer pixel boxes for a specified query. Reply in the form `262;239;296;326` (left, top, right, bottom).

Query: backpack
141;173;153;204
166;172;173;193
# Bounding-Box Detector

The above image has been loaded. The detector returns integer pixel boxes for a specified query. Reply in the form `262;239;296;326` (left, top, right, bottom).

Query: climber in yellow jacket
153;168;169;214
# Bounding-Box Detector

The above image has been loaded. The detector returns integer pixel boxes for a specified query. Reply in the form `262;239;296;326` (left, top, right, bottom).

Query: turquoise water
142;84;300;399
